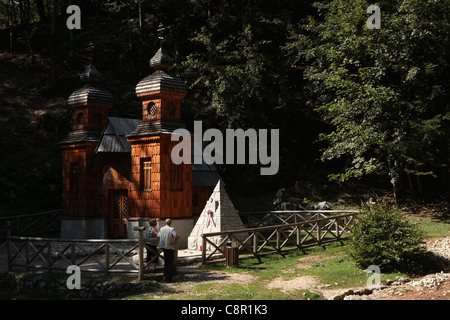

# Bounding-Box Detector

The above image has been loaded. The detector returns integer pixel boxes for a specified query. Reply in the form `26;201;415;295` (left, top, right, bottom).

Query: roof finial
157;23;165;48
80;41;102;83
149;23;174;70
88;41;95;64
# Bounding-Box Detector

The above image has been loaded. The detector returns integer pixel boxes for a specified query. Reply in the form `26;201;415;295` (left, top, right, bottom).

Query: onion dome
80;64;103;83
149;47;175;70
68;64;113;106
135;48;187;96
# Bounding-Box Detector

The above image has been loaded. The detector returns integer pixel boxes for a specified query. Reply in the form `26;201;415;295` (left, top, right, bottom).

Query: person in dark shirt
145;218;159;270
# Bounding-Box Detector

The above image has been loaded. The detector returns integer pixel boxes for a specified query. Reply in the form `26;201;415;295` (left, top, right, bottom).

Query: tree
287;0;450;199
176;0;306;130
348;202;426;273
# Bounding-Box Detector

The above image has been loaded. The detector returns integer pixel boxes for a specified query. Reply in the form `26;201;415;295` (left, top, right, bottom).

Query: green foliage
287;0;450;195
348;202;426;273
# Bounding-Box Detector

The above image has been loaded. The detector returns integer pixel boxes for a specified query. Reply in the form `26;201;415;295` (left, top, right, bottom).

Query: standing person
158;219;179;283
146;219;159;270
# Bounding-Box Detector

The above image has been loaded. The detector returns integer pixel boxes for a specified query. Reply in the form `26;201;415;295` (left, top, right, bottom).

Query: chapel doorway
109;189;128;238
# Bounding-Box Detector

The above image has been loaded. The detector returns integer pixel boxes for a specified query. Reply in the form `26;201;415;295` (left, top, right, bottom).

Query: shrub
348;202;426;273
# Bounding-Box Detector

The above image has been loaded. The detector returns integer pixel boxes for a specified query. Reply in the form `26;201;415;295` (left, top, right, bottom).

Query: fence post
25;240;30;271
47;242;52;272
276;228;280;252
335;217;340;239
105;243;110;277
6;219;11;237
134;220;145;281
7;239;11;272
201;235;206;265
317;220;321;245
6;221;12;272
71;243;76;265
253;232;257;255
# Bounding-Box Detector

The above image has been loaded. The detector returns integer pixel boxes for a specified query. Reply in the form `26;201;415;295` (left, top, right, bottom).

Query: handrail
203;212;357;237
1;209;62;237
201;211;359;264
0;209;62;221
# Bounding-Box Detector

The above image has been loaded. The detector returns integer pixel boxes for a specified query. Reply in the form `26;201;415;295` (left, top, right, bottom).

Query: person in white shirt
158;219;179;282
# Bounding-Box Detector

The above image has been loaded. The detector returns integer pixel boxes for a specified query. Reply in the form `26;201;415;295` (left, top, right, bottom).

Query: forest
0;0;449;216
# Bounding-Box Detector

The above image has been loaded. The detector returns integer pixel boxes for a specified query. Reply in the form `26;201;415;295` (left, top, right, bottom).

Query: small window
166;102;176;116
147;102;157;116
170;161;183;191
76;112;85;125
70;162;79;193
142;158;152;190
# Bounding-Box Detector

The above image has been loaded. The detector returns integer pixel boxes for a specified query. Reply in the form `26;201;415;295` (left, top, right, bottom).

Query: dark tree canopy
0;0;448;214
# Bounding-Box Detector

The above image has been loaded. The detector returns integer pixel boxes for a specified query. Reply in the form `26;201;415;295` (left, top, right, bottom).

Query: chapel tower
126;39;193;236
59;51;114;238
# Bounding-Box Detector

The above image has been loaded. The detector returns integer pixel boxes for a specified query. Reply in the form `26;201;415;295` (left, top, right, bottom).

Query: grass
128;214;449;300
130;279;325;300
199;241;408;287
407;215;450;239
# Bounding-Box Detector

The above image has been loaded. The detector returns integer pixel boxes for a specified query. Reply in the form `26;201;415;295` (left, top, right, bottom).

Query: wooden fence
201;211;359;264
0;209;62;238
239;210;359;228
4;222;172;281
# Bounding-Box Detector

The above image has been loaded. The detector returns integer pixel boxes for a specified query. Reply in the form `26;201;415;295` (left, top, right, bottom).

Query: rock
273;189;285;208
313;201;332;210
281;202;292;210
317;284;332;289
333;289;355;300
396;276;410;283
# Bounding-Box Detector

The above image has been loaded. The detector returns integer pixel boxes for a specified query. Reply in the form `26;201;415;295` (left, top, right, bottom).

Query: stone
396;276;410;283
188;180;246;251
313;201;332;210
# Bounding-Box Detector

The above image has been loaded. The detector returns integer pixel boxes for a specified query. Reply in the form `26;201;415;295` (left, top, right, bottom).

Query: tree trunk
415;166;424;196
68;0;74;61
49;0;58;91
24;0;34;59
8;0;14;57
36;0;47;22
407;172;415;194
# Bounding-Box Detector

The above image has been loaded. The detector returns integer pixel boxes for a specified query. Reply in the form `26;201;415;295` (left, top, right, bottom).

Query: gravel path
338;236;450;300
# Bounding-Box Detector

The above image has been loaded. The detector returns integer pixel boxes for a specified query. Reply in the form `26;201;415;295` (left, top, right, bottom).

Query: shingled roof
95;117;141;153
67;64;113;106
67;84;114;105
95;117;222;186
59;129;102;145
135;70;187;95
135;46;187;96
149;47;175;69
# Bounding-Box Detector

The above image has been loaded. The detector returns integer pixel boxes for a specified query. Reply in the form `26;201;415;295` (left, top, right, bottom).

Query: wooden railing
4;221;174;281
201;211;359;264
0;209;62;238
239;210;358;228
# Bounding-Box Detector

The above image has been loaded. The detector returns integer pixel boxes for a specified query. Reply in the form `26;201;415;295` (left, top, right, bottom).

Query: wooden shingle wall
128;134;192;219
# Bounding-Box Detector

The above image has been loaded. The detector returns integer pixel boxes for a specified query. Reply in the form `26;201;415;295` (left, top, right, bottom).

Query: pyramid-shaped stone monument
188;180;247;251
